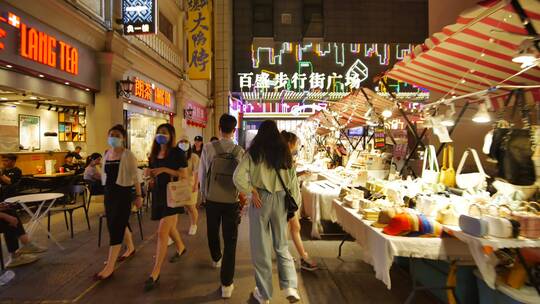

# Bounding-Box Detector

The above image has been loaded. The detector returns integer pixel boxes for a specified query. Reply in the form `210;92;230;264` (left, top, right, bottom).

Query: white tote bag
167;178;192;208
422;145;440;184
456;148;487;191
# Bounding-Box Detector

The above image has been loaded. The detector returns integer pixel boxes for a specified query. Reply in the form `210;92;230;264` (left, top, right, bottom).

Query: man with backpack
199;114;244;299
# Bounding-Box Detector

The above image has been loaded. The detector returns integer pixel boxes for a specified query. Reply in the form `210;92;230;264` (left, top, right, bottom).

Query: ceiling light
6;65;12;68
0;97;7;100
48;105;53;110
30;96;37;100
513;38;539;68
64;82;70;85
472;100;491;124
38;74;44;78
85;88;90;91
36;103;41;109
382;109;393;118
441;104;456;127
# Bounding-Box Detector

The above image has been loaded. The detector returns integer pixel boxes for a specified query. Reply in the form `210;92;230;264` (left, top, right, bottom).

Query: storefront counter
0;151;69;175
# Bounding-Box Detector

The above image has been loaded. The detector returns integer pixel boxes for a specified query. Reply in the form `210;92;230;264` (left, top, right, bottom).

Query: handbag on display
422;145;440;184
492;179;537;201
459;204;488;237
483;205;520;239
167;177;192;208
436;204;460;226
439;144;456;188
456;148;487;191
513;202;540;239
489;90;536;186
275;168;299;221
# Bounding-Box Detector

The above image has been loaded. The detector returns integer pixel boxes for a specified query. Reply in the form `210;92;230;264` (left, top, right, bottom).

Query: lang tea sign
122;0;157;35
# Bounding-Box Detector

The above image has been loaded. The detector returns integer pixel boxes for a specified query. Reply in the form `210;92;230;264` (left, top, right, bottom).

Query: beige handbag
439;144;456;188
456;148;487;191
422;145;440;184
167;177;192;208
436;204;459;226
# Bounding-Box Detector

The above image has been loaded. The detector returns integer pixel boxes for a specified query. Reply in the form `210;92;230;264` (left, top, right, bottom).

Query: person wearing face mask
144;123;188;291
281;131;318;272
178;136;200;235
94;125;143;281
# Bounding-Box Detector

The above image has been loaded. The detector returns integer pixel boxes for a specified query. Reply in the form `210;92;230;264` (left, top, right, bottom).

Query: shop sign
230;100;327;116
125;72;175;113
121;0;157;35
186;0;212;80
0;3;99;89
185;101;207;128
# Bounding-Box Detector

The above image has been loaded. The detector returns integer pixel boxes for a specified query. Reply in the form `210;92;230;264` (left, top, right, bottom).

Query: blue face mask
108;137;123;148
155;134;170;145
178;142;190;151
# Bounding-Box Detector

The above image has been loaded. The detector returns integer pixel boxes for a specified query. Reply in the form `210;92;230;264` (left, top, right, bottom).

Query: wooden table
33;171;75;178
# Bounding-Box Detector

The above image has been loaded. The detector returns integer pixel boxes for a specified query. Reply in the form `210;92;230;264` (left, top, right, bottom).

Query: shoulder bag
422;145;440;185
456;148;487;191
439;144;456;188
275;167;299;221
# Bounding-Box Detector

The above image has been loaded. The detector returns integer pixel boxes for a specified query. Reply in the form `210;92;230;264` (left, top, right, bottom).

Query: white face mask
178;142;190;151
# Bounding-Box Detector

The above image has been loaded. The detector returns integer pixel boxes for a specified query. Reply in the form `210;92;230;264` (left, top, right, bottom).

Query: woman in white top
178;136;200;235
94;125;142;281
233;120;301;304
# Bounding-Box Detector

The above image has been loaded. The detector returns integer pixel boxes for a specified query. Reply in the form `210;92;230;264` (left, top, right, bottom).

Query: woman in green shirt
233;120;300;304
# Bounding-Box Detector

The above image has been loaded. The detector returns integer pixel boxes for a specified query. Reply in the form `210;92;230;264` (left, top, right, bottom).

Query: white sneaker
168;238;174;246
6;254;39;268
188;225;197;235
212;258;222;268
284;287;300;303
17;242;47;254
253;287;269;304
221;284;234;298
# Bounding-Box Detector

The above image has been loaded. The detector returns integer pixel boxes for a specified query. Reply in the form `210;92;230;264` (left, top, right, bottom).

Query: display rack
58;112;86;142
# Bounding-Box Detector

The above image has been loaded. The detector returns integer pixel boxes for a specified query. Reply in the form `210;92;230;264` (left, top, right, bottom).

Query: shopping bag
167;178;192;208
455;148;487;191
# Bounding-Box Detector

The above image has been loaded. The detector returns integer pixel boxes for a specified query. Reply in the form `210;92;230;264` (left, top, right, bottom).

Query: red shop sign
186;101;207;128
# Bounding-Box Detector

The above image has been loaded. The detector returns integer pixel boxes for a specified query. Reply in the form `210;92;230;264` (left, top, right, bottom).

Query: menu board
0;107;18;151
19;114;40;150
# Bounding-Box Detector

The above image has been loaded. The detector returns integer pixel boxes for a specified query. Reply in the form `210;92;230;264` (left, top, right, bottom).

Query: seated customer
73;146;84;161
84;153;104;195
0;209;47;268
0;154;22;201
63;153;83;174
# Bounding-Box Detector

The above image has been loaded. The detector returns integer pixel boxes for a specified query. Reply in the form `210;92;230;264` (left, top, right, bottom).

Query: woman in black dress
95;125;142;280
144;123;188;291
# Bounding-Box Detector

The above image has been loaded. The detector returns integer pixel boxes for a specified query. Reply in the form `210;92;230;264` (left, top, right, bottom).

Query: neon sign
0;12;79;75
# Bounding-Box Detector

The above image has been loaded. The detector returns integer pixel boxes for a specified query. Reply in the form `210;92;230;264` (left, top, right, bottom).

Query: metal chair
47;184;91;239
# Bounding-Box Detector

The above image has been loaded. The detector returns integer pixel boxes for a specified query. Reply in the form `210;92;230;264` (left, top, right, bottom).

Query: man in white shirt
198;114;244;299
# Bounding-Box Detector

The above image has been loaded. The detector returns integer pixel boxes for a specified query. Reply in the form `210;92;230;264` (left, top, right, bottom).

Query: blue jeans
249;189;297;300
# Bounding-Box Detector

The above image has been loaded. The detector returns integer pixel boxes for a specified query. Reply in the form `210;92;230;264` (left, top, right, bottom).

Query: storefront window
127;112;167;163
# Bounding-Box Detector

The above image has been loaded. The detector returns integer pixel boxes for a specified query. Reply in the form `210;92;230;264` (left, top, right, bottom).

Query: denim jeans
249;189;297;300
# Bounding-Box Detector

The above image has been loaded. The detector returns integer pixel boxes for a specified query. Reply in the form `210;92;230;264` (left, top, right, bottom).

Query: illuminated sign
235;42;429;100
0;3;99;90
185;101;207;128
230;100;327;117
125;71;175;113
121;0;157;35
187;0;212;80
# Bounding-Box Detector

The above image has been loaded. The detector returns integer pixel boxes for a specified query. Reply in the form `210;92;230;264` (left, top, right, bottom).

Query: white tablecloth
447;227;540;290
302;181;341;238
333;200;471;289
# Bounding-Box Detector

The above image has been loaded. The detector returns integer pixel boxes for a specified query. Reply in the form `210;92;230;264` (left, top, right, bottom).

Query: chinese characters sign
185;101;207;128
122;0;157;35
126;71;175;113
187;0;212;80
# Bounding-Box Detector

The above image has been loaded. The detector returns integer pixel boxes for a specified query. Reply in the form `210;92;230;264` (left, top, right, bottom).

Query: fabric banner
186;0;212;80
185;101;207;128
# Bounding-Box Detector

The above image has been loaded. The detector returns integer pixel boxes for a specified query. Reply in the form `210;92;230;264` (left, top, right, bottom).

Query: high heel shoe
93;271;114;281
117;250;136;262
144;275;160;292
169;248;187;263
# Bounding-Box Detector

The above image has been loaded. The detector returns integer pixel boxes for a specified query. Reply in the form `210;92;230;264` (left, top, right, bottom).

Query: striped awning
310;88;396;129
385;0;540;101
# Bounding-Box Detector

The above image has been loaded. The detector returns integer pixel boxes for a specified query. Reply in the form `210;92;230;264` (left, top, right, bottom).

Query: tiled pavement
0;196;438;303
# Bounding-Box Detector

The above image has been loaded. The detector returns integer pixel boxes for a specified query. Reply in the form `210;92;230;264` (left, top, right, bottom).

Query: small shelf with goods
58;112;86;142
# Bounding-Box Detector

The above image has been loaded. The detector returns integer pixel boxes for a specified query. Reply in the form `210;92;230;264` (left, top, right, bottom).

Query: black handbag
489;90;536;185
275;167;299;220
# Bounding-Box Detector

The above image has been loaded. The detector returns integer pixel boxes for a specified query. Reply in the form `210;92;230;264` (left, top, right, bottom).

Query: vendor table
5;193;65;249
33;171;75;178
447;227;540;303
302;180;341;238
333;199;472;290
